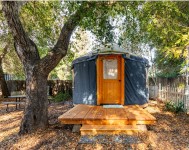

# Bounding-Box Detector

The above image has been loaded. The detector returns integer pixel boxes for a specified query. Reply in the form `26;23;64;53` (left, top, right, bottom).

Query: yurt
72;44;149;106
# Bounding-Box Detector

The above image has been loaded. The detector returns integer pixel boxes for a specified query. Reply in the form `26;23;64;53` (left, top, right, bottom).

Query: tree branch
39;2;94;74
2;1;40;65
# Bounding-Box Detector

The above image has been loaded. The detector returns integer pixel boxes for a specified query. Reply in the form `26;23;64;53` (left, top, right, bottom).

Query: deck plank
123;108;137;120
106;108;115;119
58;106;78;119
113;108;128;119
98;108;128;120
84;106;101;119
94;107;106;119
73;105;92;119
124;105;149;120
125;105;155;121
59;104;88;119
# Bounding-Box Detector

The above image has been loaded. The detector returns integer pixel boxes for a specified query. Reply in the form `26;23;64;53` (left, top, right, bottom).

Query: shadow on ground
0;101;189;150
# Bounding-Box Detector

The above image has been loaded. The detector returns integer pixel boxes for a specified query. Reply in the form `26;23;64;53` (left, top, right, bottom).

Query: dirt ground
0;100;189;150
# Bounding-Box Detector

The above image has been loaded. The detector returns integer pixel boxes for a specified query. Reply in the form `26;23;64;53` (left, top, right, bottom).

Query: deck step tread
80;124;147;135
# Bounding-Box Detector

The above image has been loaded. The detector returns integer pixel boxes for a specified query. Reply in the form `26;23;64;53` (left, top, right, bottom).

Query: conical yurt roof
72;43;149;66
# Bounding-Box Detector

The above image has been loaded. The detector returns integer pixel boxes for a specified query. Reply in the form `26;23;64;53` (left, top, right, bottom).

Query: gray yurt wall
72;55;97;105
123;54;149;105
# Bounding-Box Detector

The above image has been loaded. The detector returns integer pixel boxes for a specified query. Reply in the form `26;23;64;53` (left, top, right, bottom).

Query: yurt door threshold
96;55;125;105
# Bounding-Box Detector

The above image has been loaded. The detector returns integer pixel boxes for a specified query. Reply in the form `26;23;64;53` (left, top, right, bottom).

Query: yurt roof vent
95;43;132;54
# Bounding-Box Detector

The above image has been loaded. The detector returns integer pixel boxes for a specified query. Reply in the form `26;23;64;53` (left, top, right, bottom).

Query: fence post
185;85;189;113
158;83;161;100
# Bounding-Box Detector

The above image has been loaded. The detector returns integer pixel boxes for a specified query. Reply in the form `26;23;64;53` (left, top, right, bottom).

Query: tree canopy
140;2;189;77
1;1;189;79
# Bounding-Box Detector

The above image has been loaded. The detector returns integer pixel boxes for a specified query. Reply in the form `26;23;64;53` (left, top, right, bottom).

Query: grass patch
165;101;184;113
53;92;71;102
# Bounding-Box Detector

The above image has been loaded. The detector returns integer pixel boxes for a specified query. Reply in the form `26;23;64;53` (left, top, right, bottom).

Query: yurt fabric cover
72;55;97;105
72;54;149;105
122;54;149;105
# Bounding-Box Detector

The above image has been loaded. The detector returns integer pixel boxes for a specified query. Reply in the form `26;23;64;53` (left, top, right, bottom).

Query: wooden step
80;124;147;135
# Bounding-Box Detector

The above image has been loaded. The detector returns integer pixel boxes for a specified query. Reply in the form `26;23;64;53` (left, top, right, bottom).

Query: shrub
54;92;71;102
165;101;184;113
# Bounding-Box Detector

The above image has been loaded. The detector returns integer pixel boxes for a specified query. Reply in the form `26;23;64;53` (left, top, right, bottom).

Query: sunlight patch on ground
0;106;22;143
0;110;22;122
14;135;41;149
0;120;20;135
145;106;161;113
0;101;189;149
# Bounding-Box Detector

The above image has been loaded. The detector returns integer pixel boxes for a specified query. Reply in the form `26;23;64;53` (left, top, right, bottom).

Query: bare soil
0;100;189;150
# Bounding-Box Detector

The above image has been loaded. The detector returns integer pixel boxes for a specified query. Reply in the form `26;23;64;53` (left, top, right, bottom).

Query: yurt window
103;59;118;79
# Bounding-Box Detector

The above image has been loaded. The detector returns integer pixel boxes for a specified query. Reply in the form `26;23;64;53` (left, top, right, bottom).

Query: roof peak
96;43;132;54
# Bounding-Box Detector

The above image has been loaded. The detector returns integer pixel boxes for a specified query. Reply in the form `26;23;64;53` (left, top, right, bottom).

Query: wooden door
97;55;124;105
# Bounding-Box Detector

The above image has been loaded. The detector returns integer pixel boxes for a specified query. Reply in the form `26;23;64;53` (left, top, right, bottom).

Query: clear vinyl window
103;59;118;79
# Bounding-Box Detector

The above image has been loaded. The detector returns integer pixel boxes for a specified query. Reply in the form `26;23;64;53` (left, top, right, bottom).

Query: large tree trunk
20;67;48;134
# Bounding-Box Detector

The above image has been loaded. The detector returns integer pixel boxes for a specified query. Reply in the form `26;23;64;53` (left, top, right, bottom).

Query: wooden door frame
97;54;125;105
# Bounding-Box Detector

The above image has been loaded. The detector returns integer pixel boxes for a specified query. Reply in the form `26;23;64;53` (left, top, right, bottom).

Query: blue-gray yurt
72;44;149;106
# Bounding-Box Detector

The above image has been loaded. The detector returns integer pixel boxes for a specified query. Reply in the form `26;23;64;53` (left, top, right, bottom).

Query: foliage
117;2;145;54
178;83;185;90
139;2;189;76
0;8;24;78
20;1;64;51
118;2;189;77
165;101;184;113
49;29;94;80
53;92;71;102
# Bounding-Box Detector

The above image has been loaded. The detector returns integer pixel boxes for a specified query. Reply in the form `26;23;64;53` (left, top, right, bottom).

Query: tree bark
2;1;91;134
20;67;48;134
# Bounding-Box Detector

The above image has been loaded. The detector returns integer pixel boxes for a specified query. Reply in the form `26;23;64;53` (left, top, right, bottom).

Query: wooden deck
58;104;156;135
58;104;156;125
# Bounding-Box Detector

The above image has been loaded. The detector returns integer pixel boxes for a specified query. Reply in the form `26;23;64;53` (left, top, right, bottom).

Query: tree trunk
19;67;48;134
0;58;10;98
2;1;93;134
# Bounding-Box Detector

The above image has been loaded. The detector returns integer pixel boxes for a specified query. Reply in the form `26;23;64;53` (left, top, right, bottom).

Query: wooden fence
0;80;72;97
158;84;189;112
